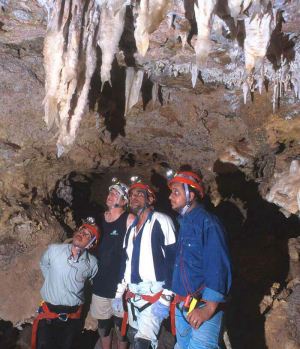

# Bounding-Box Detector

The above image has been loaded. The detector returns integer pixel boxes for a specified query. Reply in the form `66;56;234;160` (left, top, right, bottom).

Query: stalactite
243;9;273;102
134;0;172;56
40;0;299;153
57;2;100;156
97;0;128;89
194;0;217;68
125;67;144;116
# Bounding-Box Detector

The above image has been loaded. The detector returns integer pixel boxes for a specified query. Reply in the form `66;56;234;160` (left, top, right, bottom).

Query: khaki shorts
90;294;124;320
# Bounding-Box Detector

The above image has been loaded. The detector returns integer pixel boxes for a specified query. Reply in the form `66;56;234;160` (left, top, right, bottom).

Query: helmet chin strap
71;236;96;262
179;183;191;216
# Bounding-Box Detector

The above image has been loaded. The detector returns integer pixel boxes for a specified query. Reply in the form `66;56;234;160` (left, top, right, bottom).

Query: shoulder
86;252;98;266
191;206;225;234
152;211;173;223
47;243;67;252
152;212;175;231
126;213;136;228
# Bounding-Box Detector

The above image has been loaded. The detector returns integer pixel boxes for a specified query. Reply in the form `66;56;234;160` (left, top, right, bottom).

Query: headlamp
130;175;141;184
166;169;175;180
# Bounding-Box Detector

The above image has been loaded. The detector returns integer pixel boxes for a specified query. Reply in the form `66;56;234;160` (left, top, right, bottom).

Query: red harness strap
31;302;82;349
121;290;163;336
170;295;186;335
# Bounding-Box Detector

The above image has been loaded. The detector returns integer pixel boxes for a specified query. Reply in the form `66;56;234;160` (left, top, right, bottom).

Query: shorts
90;294;123;320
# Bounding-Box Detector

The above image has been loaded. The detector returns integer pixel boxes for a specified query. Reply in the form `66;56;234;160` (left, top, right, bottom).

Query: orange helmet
168;171;204;198
79;217;100;246
129;179;156;202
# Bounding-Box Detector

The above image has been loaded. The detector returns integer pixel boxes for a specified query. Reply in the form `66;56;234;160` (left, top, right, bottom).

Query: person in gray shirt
31;218;99;349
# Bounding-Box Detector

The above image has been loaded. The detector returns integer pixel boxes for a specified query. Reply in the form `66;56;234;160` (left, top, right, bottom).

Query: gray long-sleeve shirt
40;243;98;306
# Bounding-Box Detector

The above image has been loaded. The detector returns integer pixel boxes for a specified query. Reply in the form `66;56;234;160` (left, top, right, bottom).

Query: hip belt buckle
58;313;68;322
133;294;142;302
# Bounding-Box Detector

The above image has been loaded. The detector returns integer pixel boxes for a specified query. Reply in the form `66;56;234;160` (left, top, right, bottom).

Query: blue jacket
172;204;232;302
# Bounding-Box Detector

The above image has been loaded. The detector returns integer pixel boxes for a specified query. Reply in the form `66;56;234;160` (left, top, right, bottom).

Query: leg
189;310;224;349
98;318;114;349
36;319;56;349
113;316;128;349
127;325;138;345
59;318;82;349
174;305;192;349
90;295;114;349
134;303;162;349
133;337;152;349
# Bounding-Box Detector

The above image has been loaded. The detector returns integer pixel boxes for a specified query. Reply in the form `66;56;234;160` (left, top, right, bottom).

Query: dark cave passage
2;166;299;349
48;165;300;349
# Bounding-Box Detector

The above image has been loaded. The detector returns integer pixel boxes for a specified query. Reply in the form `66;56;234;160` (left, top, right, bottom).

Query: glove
151;301;170;322
112;298;124;313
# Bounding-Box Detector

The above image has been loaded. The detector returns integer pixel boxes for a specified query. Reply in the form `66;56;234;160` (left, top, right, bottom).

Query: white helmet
109;178;129;203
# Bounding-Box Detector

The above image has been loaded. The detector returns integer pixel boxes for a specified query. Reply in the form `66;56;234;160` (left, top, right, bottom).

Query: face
72;227;93;249
106;188;121;208
129;188;148;213
169;182;188;212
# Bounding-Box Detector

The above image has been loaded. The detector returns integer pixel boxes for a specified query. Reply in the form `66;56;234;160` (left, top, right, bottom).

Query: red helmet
79;223;100;245
129;182;156;202
168;171;204;198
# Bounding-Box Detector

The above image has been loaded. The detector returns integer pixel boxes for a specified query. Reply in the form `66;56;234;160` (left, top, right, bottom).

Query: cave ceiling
0;0;300;217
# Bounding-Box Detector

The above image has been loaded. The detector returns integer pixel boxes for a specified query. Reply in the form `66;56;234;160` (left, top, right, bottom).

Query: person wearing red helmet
112;178;177;349
168;170;232;349
32;218;99;349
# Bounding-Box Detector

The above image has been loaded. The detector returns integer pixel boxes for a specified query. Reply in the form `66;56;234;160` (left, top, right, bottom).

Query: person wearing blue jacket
168;171;232;349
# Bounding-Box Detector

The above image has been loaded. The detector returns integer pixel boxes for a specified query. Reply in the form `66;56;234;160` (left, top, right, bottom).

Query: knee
113;316;127;342
98;318;113;338
127;325;138;344
133;337;152;349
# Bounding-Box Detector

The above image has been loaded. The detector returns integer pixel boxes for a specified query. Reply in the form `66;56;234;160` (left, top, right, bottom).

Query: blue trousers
175;303;224;349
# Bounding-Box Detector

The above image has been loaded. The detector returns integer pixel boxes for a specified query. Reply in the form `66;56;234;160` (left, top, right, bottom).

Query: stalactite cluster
40;0;300;155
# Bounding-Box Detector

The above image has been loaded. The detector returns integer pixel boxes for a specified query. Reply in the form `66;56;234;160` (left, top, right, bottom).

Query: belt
31;301;82;349
121;290;163;336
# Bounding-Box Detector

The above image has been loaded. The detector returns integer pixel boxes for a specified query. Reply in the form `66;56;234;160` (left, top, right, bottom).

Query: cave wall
0;1;300;348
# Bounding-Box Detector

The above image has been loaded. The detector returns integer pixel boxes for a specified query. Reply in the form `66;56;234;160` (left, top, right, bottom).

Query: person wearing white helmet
91;178;135;349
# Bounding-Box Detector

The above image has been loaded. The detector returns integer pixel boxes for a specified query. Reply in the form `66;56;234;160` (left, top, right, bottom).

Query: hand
186;301;218;329
151;301;169;322
112;298;124;313
186;308;204;329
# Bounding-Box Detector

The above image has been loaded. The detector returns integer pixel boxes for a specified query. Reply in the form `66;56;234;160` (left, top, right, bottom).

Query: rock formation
0;0;300;348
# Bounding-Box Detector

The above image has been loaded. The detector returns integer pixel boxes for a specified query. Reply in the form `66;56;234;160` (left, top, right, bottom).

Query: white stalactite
134;0;172;56
57;3;100;155
98;0;127;89
194;0;217;68
40;0;299;154
125;67;144;116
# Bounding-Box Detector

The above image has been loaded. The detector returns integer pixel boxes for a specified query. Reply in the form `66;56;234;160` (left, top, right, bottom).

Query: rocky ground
0;1;300;348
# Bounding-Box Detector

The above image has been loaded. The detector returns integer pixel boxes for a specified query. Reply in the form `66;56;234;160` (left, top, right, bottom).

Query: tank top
93;211;129;298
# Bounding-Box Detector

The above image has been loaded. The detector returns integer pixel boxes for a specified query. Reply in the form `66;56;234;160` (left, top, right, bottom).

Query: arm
161;214;177;292
188;217;232;327
40;245;52;278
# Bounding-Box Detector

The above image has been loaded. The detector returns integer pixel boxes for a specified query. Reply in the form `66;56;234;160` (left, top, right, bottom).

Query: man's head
168;171;204;215
72;219;100;250
107;179;129;209
128;181;156;215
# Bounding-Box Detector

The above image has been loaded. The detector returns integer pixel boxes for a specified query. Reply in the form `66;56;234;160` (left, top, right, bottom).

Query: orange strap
170;295;186;335
121;290;163;337
31;302;82;349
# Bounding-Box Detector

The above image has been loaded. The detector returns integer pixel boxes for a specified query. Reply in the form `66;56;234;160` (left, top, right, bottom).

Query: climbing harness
31;301;82;349
121;290;163;336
